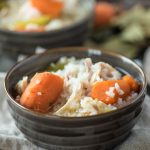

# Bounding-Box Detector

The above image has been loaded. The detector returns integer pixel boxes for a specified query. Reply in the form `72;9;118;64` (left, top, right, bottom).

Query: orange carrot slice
14;24;25;31
15;26;45;32
123;75;139;92
20;72;63;113
91;80;117;104
91;80;131;104
94;2;116;28
31;0;64;17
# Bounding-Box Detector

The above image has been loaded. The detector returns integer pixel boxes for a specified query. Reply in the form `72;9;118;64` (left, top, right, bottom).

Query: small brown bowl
5;47;147;150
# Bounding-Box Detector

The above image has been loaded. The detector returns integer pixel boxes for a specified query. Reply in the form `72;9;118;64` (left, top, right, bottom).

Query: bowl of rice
0;0;94;54
5;47;147;150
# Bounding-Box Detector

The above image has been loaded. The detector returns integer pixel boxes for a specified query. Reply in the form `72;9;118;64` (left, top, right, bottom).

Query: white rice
17;1;42;21
114;83;125;95
115;92;138;108
105;87;115;98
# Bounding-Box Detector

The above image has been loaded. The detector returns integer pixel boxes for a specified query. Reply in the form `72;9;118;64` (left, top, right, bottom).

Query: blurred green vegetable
48;61;67;72
112;5;150;42
15;16;51;28
121;23;145;43
0;0;8;10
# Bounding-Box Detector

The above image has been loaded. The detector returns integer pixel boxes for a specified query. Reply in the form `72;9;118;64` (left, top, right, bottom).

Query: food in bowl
15;57;140;117
0;0;89;32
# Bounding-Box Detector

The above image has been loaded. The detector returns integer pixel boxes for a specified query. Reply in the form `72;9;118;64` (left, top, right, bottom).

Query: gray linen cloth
0;73;150;150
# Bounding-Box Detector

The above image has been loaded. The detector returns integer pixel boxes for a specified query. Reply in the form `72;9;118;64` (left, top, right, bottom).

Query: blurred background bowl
5;47;147;150
0;0;94;55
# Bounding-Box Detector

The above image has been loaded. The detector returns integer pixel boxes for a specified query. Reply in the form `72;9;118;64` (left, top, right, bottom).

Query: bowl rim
4;47;147;121
0;0;94;36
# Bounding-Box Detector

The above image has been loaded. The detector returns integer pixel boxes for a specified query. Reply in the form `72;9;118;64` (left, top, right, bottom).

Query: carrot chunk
91;80;117;104
20;72;63;113
91;80;130;104
94;2;116;28
31;0;64;17
123;75;139;92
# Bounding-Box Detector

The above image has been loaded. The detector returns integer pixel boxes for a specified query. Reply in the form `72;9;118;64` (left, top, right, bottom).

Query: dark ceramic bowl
5;47;147;150
0;0;94;54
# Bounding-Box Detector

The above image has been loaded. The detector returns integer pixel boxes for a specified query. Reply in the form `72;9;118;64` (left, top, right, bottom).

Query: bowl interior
5;47;146;119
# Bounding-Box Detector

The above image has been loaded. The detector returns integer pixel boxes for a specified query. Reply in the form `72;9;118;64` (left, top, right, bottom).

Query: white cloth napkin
0;74;43;150
0;73;150;150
